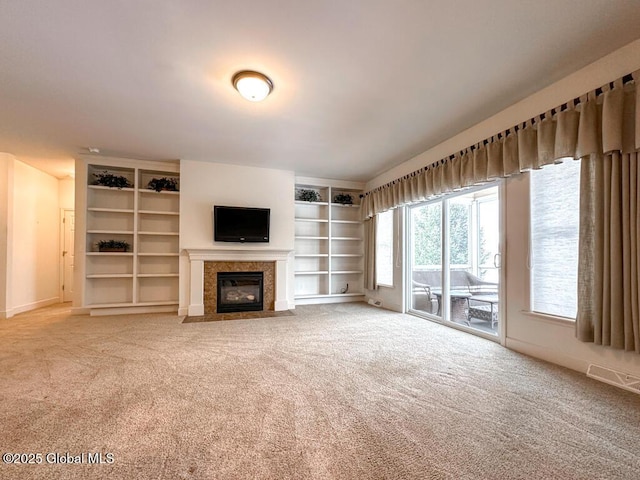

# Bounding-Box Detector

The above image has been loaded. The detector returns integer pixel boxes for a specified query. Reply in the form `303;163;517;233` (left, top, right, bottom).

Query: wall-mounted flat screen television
213;205;270;243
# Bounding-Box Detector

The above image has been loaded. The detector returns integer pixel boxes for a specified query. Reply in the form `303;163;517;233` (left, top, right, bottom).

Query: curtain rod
363;72;636;196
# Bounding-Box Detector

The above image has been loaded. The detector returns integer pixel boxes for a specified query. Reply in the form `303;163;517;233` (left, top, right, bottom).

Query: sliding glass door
409;184;501;336
410;202;443;319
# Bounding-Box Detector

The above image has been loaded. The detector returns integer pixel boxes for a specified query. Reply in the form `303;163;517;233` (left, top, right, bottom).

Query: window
376;209;394;286
530;159;581;319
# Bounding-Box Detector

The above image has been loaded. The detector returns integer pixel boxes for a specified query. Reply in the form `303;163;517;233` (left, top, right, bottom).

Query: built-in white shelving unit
79;158;180;314
294;180;365;305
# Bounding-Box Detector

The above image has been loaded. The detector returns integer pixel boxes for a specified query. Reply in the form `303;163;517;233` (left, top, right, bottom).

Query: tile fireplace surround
206;263;273;314
186;249;292;316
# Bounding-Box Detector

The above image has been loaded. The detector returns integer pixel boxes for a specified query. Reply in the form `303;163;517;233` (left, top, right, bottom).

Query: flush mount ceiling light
232;70;273;102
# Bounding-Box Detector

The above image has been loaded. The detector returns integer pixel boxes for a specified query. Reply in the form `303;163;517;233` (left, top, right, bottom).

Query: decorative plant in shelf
97;240;130;252
296;189;321;202
333;193;353;205
92;171;132;189
147;177;179;192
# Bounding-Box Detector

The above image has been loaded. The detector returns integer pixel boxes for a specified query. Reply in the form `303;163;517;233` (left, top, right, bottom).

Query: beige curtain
576;76;640;351
361;71;640;351
576;77;640;353
364;216;377;291
361;75;639;221
577;150;639;352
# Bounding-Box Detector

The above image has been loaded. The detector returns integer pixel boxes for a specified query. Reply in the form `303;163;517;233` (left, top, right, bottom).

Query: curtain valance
361;71;640;219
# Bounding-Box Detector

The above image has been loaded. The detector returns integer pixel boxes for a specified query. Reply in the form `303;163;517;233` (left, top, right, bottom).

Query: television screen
213;206;270;243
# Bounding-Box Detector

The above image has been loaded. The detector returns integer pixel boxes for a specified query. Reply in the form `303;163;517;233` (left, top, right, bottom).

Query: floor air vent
587;364;640;395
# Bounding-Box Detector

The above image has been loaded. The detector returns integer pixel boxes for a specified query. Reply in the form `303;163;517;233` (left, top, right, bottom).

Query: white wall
179;160;296;313
0;156;61;317
58;177;75;209
364;39;640;377
0;154;13;318
368;39;640;191
10;160;60;314
180;160;295;251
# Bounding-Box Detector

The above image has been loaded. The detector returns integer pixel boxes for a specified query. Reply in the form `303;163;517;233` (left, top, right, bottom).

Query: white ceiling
2;1;640;181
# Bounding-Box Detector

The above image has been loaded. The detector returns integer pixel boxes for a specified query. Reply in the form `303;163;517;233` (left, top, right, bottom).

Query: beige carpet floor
1;302;639;479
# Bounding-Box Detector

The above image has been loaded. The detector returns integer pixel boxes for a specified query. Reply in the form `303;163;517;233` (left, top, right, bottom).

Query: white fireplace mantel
185;248;293;316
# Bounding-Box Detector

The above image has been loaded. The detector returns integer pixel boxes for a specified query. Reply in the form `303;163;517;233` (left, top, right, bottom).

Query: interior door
62;209;75;302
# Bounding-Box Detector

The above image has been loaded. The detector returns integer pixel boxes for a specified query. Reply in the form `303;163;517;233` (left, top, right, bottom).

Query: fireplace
185;249;292;316
216;271;264;313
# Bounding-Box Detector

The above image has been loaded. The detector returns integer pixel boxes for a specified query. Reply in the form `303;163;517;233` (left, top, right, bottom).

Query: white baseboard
505;337;589;374
295;295;365;306
5;297;60;318
71;307;91;316
89;305;178;316
365;297;404;313
178;307;189;316
380;303;404;313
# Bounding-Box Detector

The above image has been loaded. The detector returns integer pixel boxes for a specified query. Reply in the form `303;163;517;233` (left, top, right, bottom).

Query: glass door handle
493;253;502;268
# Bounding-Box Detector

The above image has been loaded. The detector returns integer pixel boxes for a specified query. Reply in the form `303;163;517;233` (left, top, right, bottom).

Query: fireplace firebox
216;271;264;313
